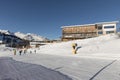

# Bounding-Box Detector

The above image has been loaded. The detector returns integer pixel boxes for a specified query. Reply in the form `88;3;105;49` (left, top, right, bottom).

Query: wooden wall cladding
62;25;96;33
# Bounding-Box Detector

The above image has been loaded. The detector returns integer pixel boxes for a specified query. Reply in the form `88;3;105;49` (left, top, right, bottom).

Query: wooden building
61;21;118;41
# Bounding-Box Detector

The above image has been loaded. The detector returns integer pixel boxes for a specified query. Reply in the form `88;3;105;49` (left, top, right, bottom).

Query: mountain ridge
0;29;48;41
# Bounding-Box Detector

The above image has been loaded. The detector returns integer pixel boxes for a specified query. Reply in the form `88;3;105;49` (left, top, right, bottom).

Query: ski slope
35;33;120;59
0;34;120;80
0;57;71;80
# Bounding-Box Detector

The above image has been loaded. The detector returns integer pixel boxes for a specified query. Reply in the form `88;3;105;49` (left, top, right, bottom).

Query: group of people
13;48;36;56
13;43;78;55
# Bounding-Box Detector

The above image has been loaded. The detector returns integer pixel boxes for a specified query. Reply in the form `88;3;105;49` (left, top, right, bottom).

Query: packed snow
0;33;120;80
0;57;72;80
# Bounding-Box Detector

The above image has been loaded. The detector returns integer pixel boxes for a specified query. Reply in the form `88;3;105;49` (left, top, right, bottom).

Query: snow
0;29;48;41
0;29;13;35
15;32;48;41
0;57;71;80
0;30;48;41
36;33;120;59
0;33;120;80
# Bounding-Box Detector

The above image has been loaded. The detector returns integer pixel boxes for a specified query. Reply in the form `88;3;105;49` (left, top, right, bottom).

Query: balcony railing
62;30;97;34
62;33;97;39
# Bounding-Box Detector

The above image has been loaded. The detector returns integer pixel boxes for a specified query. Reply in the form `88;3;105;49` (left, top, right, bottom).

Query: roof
61;24;95;28
61;21;119;28
95;21;119;25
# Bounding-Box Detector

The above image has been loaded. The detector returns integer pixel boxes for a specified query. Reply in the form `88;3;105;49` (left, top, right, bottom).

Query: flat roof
61;21;119;28
95;21;119;25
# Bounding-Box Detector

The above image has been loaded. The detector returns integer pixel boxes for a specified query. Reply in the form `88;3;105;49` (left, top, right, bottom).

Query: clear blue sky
0;0;120;39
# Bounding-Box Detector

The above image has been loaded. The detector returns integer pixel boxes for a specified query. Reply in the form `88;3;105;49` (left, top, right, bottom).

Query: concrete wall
102;23;116;35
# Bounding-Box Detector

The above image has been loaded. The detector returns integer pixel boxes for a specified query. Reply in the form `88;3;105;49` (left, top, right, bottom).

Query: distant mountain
14;32;49;41
0;29;48;41
0;29;14;35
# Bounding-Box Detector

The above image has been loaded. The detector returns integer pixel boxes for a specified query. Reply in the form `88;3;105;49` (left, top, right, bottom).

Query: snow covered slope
36;33;120;58
0;57;72;80
15;32;48;41
0;33;120;80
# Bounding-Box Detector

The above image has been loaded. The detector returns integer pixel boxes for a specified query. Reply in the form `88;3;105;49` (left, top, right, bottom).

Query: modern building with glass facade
0;33;29;47
61;21;118;41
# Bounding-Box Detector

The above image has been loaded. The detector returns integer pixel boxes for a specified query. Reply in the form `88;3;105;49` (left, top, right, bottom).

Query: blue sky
0;0;120;39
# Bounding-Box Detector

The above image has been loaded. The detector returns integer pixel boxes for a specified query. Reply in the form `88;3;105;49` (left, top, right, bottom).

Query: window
104;26;115;29
98;31;103;34
0;35;3;40
98;26;102;30
106;31;114;34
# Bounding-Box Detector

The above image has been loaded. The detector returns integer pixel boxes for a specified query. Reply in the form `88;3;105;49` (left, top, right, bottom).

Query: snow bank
0;46;13;57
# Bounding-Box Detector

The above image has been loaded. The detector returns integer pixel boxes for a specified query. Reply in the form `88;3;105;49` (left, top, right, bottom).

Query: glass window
98;26;102;30
104;26;115;29
0;34;3;40
98;31;103;34
106;31;114;34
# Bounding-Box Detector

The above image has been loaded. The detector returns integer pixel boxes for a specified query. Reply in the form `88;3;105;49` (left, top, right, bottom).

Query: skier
34;50;36;53
23;48;27;54
19;49;22;56
30;51;32;54
13;49;16;55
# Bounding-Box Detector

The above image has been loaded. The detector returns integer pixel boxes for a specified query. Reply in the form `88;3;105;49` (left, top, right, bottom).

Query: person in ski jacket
13;49;16;55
